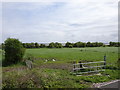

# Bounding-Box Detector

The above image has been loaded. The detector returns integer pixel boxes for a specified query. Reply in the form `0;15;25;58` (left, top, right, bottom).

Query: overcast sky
1;0;118;43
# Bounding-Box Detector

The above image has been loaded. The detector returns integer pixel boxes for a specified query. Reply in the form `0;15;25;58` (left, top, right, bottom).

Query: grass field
2;47;120;88
25;47;119;65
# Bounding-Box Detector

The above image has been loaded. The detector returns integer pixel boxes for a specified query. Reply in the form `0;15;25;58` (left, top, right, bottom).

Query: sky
1;0;119;43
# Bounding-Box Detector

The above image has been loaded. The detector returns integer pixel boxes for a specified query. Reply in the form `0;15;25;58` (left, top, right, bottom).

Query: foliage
25;54;35;62
3;38;25;66
2;67;119;88
35;43;39;48
54;42;63;48
23;43;36;48
48;42;55;48
86;42;103;47
2;47;119;88
65;42;73;48
40;44;46;48
15;41;120;49
69;45;73;48
109;42;120;47
2;68;89;88
48;42;62;48
73;42;86;47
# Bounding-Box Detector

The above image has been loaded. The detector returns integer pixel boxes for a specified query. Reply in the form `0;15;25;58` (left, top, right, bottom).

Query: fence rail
73;70;105;74
73;61;105;65
73;55;106;75
73;65;105;70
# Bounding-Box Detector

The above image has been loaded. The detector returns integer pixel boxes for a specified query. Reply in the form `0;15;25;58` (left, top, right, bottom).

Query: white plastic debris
52;59;56;61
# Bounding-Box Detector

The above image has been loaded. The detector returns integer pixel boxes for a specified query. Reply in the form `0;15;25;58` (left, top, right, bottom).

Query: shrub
3;38;25;66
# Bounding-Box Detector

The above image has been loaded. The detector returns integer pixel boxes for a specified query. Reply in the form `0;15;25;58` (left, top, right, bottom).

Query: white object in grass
52;59;56;61
45;60;48;62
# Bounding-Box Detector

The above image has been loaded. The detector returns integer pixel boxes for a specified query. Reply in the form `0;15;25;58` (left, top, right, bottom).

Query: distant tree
3;38;25;66
73;42;86;47
98;42;103;47
54;42;63;48
73;42;77;47
69;45;73;48
58;43;63;48
92;42;97;47
40;44;46;48
109;42;113;46
54;42;59;48
30;43;35;48
109;42;119;47
65;42;70;47
25;43;31;48
95;42;98;47
118;42;120;47
49;42;55;48
35;42;39;48
86;42;91;47
80;42;86;47
65;42;73;48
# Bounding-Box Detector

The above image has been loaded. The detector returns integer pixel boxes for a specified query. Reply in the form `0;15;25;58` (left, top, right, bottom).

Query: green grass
25;47;119;65
2;47;119;88
2;68;90;88
2;67;119;88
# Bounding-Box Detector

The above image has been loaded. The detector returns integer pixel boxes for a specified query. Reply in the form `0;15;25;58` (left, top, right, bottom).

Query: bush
3;38;25;66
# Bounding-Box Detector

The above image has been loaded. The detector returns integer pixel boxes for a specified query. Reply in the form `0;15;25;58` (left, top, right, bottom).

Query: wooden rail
73;61;105;65
73;55;106;75
73;70;105;75
73;65;105;70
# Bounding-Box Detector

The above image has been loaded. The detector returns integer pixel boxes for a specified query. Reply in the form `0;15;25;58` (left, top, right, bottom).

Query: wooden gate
73;55;106;75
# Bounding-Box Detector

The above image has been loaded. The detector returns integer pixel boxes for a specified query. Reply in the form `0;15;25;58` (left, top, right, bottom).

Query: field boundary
73;56;106;75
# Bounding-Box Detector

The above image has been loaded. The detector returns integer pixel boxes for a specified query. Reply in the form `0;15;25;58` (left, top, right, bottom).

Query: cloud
2;1;118;43
1;0;119;2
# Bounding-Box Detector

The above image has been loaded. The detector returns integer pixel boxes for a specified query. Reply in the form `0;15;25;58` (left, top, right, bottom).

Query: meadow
25;47;119;65
2;47;120;88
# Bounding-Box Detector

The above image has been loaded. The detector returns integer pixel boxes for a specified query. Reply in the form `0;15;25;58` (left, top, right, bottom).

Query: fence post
104;55;106;69
73;61;75;72
79;61;83;68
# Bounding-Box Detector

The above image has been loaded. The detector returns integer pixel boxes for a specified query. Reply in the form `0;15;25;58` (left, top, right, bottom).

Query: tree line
2;38;120;67
1;41;120;49
21;42;105;48
109;42;120;47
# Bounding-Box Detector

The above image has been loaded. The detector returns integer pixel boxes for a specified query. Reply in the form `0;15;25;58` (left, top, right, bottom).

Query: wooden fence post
104;55;106;69
79;61;83;68
73;61;75;72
